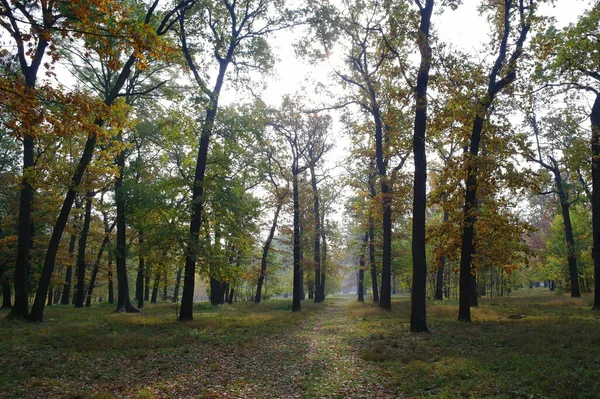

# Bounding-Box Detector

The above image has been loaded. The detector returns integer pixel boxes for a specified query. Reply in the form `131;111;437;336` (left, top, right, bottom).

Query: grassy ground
0;290;599;398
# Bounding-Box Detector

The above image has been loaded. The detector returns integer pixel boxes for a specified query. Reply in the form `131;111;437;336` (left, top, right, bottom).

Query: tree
334;0;413;310
410;0;434;333
177;0;296;321
457;0;535;322
29;0;190;321
534;3;600;309
269;97;331;312
527;110;586;297
255;141;290;303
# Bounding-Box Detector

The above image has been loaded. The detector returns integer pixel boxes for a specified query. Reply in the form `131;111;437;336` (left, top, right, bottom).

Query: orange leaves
66;0;175;72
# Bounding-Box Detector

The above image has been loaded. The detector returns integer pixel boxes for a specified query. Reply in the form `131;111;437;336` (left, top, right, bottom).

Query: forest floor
1;290;600;398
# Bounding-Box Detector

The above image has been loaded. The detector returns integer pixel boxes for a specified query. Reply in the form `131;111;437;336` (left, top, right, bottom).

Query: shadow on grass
0;300;319;398
347;293;600;398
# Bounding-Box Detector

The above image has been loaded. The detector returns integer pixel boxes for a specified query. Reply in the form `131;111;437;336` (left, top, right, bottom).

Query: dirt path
192;298;398;399
278;298;397;399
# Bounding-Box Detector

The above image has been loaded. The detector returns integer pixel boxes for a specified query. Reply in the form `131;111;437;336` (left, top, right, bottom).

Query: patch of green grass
348;292;600;398
1;293;599;398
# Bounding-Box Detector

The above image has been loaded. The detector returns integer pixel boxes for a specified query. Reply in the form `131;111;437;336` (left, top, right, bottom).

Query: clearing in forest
1;292;600;398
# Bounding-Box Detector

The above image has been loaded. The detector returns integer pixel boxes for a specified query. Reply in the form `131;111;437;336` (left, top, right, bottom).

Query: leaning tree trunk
74;193;94;308
255;202;282;303
86;234;111;307
410;0;433;333
555;178;581;297
29;134;98;322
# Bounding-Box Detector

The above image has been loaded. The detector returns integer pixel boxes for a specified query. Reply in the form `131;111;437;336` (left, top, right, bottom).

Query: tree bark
178;6;234;319
458;0;530;322
29;132;98;322
310;164;323;303
162;271;168;301
410;0;433;333
368;214;379;303
7;20;49;320
319;211;327;300
173;265;183;302
1;278;12;309
591;94;600;309
151;272;159;303
86;234;111;307
107;258;114;304
144;269;150;302
136;231;145;309
74;193;94;308
255;202;282;303
358;232;368;302
61;217;80;305
553;167;581;297
8;134;34;320
292;172;302;312
372;101;392;310
114;143;138;314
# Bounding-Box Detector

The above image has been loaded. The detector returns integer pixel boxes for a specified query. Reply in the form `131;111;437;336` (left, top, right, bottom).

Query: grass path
279;298;395;399
176;297;397;399
0;298;396;399
3;292;600;398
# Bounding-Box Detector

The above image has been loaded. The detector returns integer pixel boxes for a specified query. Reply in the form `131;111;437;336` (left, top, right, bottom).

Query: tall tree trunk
358;232;368;302
162;271;168;301
107;258;114;304
457;0;530;322
29;133;98;322
8;134;34;320
145;269;150;302
310;164;322;303
151;272;159;303
369;214;379;303
371;103;392;310
591;94;600;309
553;167;581;297
61;216;80;305
470;273;478;307
292;172;302;312
8;31;48;319
86;235;110;307
410;0;433;333
173;265;183;302
255;202;282;303
179;18;232;319
114;145;138;314
136;231;145;309
74;193;94;308
319;211;327;300
2;278;12;309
